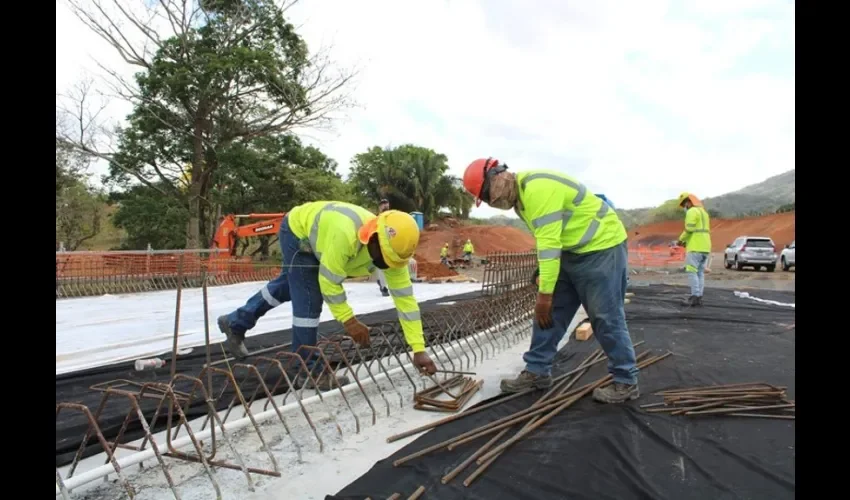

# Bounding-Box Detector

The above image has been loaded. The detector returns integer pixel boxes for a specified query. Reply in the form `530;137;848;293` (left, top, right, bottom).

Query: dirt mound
414;260;459;279
630;212;795;251
416;224;536;263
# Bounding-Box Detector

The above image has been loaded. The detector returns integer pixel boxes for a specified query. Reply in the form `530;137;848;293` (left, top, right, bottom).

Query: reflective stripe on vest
519;173;610;254
686;207;710;233
309;202;366;260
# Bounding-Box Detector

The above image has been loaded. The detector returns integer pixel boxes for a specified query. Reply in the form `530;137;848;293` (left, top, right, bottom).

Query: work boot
303;372;351;392
680;295;699;307
381;287;390;297
217;315;250;360
695;296;704;306
499;370;552;393
592;382;640;404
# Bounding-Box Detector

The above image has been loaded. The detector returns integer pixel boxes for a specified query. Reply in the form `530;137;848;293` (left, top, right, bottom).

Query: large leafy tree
111;134;351;251
348;144;473;220
56;116;106;251
56;0;354;247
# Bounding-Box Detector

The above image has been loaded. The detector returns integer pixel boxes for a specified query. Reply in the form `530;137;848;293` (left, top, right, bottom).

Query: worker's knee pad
685;264;697;273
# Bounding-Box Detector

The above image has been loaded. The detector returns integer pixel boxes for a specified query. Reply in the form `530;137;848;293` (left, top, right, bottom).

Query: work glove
535;293;554;329
413;351;437;375
343;317;371;346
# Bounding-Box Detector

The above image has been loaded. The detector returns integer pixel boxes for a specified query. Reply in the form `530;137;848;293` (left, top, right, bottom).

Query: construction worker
676;192;712;307
374;198;391;297
462;239;474;262
462;158;639;404
217;201;437;390
440;243;449;265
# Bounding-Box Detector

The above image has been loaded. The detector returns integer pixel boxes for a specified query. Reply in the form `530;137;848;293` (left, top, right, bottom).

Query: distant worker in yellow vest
440;243;449;265
217;201;437;390
462;239;474;261
676;192;712;307
462;158;639;404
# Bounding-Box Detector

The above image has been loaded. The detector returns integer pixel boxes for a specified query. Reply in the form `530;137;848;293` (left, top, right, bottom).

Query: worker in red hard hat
462;158;639;404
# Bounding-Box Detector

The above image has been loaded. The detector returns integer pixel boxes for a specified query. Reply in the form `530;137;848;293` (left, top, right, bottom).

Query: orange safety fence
56;250;282;298
627;244;686;268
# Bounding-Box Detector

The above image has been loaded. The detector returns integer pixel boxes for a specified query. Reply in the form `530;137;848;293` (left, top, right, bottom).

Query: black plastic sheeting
55;289;482;467
327;284;795;500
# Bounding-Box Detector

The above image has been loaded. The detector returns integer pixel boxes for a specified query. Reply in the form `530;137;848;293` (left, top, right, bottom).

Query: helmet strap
479;160;508;204
367;234;389;270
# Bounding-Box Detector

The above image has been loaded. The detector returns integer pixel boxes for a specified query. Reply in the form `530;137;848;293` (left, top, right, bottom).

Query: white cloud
56;0;795;217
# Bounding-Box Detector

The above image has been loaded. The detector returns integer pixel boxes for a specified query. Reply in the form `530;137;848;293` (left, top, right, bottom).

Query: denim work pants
685;251;709;297
226;215;324;368
523;241;639;385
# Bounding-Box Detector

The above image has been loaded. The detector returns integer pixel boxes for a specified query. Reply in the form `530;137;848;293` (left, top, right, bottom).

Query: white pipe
56;319;525;495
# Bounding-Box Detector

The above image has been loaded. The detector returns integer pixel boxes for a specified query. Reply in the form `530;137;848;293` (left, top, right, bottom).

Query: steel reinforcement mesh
55;251;539;499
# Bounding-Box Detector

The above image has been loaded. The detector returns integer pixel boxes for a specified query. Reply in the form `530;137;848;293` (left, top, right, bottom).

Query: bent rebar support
55;251;538;498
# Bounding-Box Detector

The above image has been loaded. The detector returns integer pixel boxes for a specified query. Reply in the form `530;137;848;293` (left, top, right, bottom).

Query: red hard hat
463;157;507;207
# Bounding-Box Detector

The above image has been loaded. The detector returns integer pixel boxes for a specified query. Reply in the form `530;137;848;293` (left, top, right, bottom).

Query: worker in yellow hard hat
462;239;475;262
218;201;437;390
676;192;712;307
440;243;449;265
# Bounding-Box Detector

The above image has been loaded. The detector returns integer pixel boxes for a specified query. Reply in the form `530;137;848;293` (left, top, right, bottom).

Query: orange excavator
211;213;286;257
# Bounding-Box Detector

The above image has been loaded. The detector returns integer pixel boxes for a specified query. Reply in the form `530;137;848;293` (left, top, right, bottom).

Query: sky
55;0;795;218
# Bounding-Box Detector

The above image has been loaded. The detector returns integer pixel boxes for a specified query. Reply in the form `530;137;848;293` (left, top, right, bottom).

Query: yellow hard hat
358;210;420;268
677;192;703;207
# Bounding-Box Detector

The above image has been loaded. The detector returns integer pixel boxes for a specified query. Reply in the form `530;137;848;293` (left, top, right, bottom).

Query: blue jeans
685;251;709;297
523;241;639;385
226;215;324;368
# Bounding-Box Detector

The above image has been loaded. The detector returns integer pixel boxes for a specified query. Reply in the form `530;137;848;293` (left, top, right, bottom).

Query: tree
110;183;190;250
56;146;106;252
56;0;355;247
775;202;795;214
348;144;471;220
212;135;353;257
110;134;351;252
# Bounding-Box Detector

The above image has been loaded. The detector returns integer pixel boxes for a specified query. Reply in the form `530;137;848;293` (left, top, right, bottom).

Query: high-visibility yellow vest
678;206;711;253
288;201;426;352
515;170;627;293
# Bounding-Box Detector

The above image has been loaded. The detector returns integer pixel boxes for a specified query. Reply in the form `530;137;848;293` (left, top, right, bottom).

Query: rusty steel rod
386;340;644;444
407;486;426;500
445;350;604;483
394;351;665;468
475;352;673;466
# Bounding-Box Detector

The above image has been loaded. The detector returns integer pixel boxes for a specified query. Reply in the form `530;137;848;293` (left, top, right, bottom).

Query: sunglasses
478;157;508;205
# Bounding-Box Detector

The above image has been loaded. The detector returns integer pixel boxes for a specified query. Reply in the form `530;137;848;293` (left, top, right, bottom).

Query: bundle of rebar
414;375;482;413
390;342;673;488
641;382;795;420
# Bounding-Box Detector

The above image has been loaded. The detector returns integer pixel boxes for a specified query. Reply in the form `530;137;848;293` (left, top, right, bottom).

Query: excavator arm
211;213;286;256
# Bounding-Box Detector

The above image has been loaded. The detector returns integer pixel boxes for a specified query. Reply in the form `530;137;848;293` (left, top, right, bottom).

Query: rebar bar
56;251;543;496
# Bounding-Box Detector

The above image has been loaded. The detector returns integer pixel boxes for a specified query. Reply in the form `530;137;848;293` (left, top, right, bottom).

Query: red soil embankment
416;224;536;263
630;212;795;252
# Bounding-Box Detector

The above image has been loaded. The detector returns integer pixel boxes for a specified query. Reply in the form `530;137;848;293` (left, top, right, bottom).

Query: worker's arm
317;232;357;324
526;190;565;294
678;207;699;244
383;266;426;353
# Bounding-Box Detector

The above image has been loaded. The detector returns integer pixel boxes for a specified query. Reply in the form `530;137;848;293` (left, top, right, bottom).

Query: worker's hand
413;351;437;375
535;293;554;330
343;318;371;346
